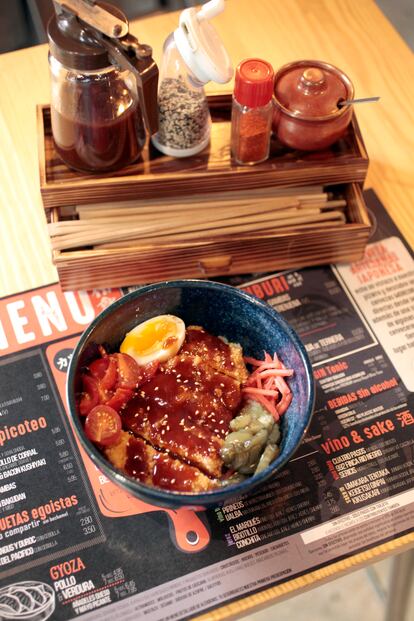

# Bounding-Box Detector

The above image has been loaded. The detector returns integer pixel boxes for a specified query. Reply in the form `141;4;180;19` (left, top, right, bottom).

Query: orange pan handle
166;508;210;553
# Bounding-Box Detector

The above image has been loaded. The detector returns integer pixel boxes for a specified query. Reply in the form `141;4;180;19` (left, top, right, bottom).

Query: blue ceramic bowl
67;280;315;509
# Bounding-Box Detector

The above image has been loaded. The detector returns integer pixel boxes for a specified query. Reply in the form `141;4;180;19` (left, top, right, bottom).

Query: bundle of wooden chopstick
48;185;347;251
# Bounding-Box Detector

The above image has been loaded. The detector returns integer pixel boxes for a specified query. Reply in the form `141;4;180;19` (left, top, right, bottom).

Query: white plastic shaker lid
174;0;233;85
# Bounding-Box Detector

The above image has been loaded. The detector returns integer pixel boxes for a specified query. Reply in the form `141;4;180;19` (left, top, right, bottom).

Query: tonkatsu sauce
123;356;241;477
181;327;236;374
51;104;146;172
125;436;209;492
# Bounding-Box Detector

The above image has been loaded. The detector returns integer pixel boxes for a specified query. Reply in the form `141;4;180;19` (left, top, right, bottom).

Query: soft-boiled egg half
120;315;186;366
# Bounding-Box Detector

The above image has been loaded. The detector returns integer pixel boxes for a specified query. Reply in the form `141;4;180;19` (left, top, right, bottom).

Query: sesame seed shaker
151;0;233;158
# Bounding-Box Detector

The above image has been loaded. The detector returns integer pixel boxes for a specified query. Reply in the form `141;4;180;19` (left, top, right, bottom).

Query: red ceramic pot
272;60;354;151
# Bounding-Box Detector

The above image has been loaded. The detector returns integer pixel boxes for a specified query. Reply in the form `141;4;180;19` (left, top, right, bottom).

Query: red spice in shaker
231;59;274;165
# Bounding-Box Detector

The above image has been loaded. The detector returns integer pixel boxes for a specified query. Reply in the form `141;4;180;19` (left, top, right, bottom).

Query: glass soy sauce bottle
47;0;158;173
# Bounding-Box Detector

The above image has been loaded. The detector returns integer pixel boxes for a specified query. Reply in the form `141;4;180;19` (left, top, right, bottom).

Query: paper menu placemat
0;192;413;620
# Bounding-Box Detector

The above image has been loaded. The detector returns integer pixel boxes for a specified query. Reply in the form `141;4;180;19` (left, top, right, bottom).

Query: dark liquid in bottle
51;103;146;173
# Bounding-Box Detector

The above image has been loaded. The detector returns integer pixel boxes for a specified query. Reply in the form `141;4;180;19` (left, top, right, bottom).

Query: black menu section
0;350;104;580
0;192;413;621
243;266;376;365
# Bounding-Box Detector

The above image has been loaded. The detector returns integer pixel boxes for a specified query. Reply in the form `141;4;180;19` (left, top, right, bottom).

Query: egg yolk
120;315;186;365
123;318;176;354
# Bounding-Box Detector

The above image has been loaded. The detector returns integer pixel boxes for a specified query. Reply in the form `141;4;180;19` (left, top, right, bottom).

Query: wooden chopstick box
38;94;371;290
48;184;371;290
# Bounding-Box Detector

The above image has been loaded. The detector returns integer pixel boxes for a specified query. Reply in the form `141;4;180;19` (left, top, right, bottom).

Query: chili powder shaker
231;59;274;165
151;0;233;158
47;0;158;173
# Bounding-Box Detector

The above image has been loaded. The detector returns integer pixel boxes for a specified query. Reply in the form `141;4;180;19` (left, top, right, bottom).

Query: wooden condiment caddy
38;94;372;291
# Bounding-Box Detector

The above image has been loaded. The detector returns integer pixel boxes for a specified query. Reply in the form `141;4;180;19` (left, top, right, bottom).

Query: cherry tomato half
84;405;122;447
105;387;133;411
114;353;143;389
78;375;99;416
89;354;117;391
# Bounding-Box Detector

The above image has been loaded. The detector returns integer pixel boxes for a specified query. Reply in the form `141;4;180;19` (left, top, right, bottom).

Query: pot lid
274;60;354;118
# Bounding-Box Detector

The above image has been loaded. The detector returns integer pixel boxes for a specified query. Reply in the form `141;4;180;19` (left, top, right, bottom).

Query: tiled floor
243;562;388;621
242;554;414;621
377;0;414;50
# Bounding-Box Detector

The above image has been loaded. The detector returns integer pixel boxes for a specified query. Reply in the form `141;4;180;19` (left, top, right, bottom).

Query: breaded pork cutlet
180;326;248;383
105;431;214;492
109;326;248;486
122;354;242;477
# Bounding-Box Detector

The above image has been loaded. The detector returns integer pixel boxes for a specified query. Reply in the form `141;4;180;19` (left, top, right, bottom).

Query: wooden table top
0;0;413;298
0;1;413;617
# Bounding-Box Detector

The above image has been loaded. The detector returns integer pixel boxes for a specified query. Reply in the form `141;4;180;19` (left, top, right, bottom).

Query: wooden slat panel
49;181;371;289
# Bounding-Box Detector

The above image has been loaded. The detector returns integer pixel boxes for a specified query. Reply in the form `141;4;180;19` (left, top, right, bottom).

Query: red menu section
45;337;210;554
0;285;123;355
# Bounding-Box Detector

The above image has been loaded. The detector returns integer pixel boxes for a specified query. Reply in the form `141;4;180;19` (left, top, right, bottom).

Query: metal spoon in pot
338;96;380;107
